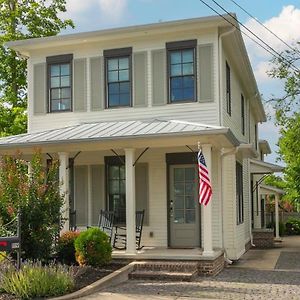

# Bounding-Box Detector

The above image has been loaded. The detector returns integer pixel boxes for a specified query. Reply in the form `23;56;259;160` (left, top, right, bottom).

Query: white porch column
202;144;214;256
125;148;136;254
275;193;280;240
59;152;69;232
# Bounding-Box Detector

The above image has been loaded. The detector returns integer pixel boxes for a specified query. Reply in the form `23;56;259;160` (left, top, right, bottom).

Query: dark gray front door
169;165;200;248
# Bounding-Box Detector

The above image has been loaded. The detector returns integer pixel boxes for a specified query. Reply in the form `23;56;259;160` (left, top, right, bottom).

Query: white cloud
98;0;128;22
244;5;300;82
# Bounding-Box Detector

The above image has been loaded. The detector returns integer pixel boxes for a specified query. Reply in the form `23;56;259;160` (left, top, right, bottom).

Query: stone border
50;262;135;300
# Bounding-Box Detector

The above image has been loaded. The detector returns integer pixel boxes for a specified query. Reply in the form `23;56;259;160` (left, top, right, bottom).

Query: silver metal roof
0;119;237;148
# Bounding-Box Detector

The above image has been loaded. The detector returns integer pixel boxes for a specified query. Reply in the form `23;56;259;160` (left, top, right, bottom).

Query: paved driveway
81;236;300;300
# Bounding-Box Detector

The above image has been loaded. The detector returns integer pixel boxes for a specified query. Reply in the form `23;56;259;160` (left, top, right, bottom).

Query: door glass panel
186;210;195;224
174;209;184;223
174;168;184;181
174;196;184;209
185;195;195;209
174;182;184;195
185;182;194;195
185;167;195;181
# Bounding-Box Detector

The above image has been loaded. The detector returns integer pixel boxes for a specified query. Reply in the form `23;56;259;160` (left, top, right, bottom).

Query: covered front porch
0;119;249;261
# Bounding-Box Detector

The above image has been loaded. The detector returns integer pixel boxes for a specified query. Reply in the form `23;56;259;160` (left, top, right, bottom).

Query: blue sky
63;0;300;165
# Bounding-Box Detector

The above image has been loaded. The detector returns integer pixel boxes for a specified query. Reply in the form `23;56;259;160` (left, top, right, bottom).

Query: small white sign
11;243;19;249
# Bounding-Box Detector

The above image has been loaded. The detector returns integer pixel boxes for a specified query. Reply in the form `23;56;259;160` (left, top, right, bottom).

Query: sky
61;0;300;165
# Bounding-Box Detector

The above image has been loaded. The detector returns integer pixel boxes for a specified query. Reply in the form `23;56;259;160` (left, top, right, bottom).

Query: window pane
108;71;118;82
51;99;60;111
61;99;71;110
174;182;184;195
51;77;60;88
185;196;195;209
182;63;194;75
174;196;184;209
108;94;119;107
185;167;195;181
185;210;195;224
119;69;129;81
119;57;129;69
60;64;70;76
174;210;184;223
174;168;184;182
183;76;194;88
119;93;130;106
185;182;194;195
120;166;125;179
119;82;130;93
171;88;183;101
170;51;181;64
110;180;120;194
109;83;119;94
171;64;181;76
183;88;194;100
61;87;71;99
182;49;194;63
51;89;60;100
61;76;70;87
108;58;118;71
109;166;120;179
120;180;125;194
171;77;183;89
51;65;60;76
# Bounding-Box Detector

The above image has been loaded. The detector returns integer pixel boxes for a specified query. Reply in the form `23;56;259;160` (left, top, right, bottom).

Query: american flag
198;149;212;206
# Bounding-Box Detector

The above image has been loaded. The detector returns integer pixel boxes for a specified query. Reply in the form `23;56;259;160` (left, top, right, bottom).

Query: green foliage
0;261;74;299
57;231;80;265
0;151;64;261
74;228;112;267
0;0;74;136
285;218;300;235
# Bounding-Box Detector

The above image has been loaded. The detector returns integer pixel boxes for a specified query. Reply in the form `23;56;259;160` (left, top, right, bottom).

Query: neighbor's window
226;61;231;115
47;54;73;112
167;40;197;103
104;48;132;108
236;162;244;225
105;156;126;224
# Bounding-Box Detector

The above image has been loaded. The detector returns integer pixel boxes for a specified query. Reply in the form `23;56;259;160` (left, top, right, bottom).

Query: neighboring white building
2;14;283;271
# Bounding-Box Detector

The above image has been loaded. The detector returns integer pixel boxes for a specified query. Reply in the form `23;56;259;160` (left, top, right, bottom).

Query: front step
129;261;199;281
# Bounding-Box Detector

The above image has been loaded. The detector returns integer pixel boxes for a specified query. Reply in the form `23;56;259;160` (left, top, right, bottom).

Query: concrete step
129;269;198;281
133;261;199;272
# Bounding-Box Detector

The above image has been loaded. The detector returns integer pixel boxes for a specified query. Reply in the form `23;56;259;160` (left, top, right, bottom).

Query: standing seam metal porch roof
0;119;239;148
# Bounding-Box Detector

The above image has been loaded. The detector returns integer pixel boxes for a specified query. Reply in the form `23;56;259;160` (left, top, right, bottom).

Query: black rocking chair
69;210;77;231
113;210;145;250
97;210;115;242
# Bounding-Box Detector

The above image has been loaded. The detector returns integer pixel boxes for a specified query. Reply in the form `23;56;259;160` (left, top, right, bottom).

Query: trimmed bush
57;231;80;265
0;262;74;299
285;218;300;235
74;228;112;267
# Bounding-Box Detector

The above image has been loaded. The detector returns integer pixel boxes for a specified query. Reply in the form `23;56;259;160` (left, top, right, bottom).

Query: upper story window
236;161;244;225
47;54;73;113
226;61;231;115
104;47;132;108
166;40;197;103
241;94;245;135
254;124;258;150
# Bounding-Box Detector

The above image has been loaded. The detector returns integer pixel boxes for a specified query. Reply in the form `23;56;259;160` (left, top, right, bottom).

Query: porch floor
112;247;223;261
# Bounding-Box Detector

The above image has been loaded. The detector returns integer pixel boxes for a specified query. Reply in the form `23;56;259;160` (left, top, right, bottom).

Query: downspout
218;26;236;264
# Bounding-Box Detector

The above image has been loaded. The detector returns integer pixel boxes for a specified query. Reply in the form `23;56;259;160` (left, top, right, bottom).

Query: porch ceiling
260;184;285;195
0;119;239;154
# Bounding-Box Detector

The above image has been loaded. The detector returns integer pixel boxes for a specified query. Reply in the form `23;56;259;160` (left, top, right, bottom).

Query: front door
169;165;200;248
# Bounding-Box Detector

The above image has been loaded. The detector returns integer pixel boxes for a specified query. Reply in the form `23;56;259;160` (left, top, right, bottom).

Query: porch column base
202;250;216;257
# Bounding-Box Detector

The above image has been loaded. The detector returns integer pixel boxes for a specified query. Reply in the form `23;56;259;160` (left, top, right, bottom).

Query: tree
269;44;300;205
0;0;74;136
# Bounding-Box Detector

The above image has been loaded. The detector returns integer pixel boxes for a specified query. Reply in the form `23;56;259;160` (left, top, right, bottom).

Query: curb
50;262;135;300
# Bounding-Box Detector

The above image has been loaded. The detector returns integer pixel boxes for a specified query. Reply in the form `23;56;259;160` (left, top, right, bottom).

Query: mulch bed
0;262;126;300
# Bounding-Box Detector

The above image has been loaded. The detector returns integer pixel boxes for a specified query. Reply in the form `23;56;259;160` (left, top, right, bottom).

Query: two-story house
1;14;283;274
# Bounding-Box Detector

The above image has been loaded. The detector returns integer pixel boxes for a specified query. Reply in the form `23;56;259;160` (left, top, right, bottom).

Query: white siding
28;30;220;133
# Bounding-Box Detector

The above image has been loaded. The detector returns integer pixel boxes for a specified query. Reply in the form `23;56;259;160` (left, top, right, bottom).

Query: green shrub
0;262;74;299
285;218;300;235
74;228;112;267
57;231;80;265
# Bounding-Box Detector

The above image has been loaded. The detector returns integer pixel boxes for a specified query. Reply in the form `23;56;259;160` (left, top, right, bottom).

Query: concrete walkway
80;236;300;300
